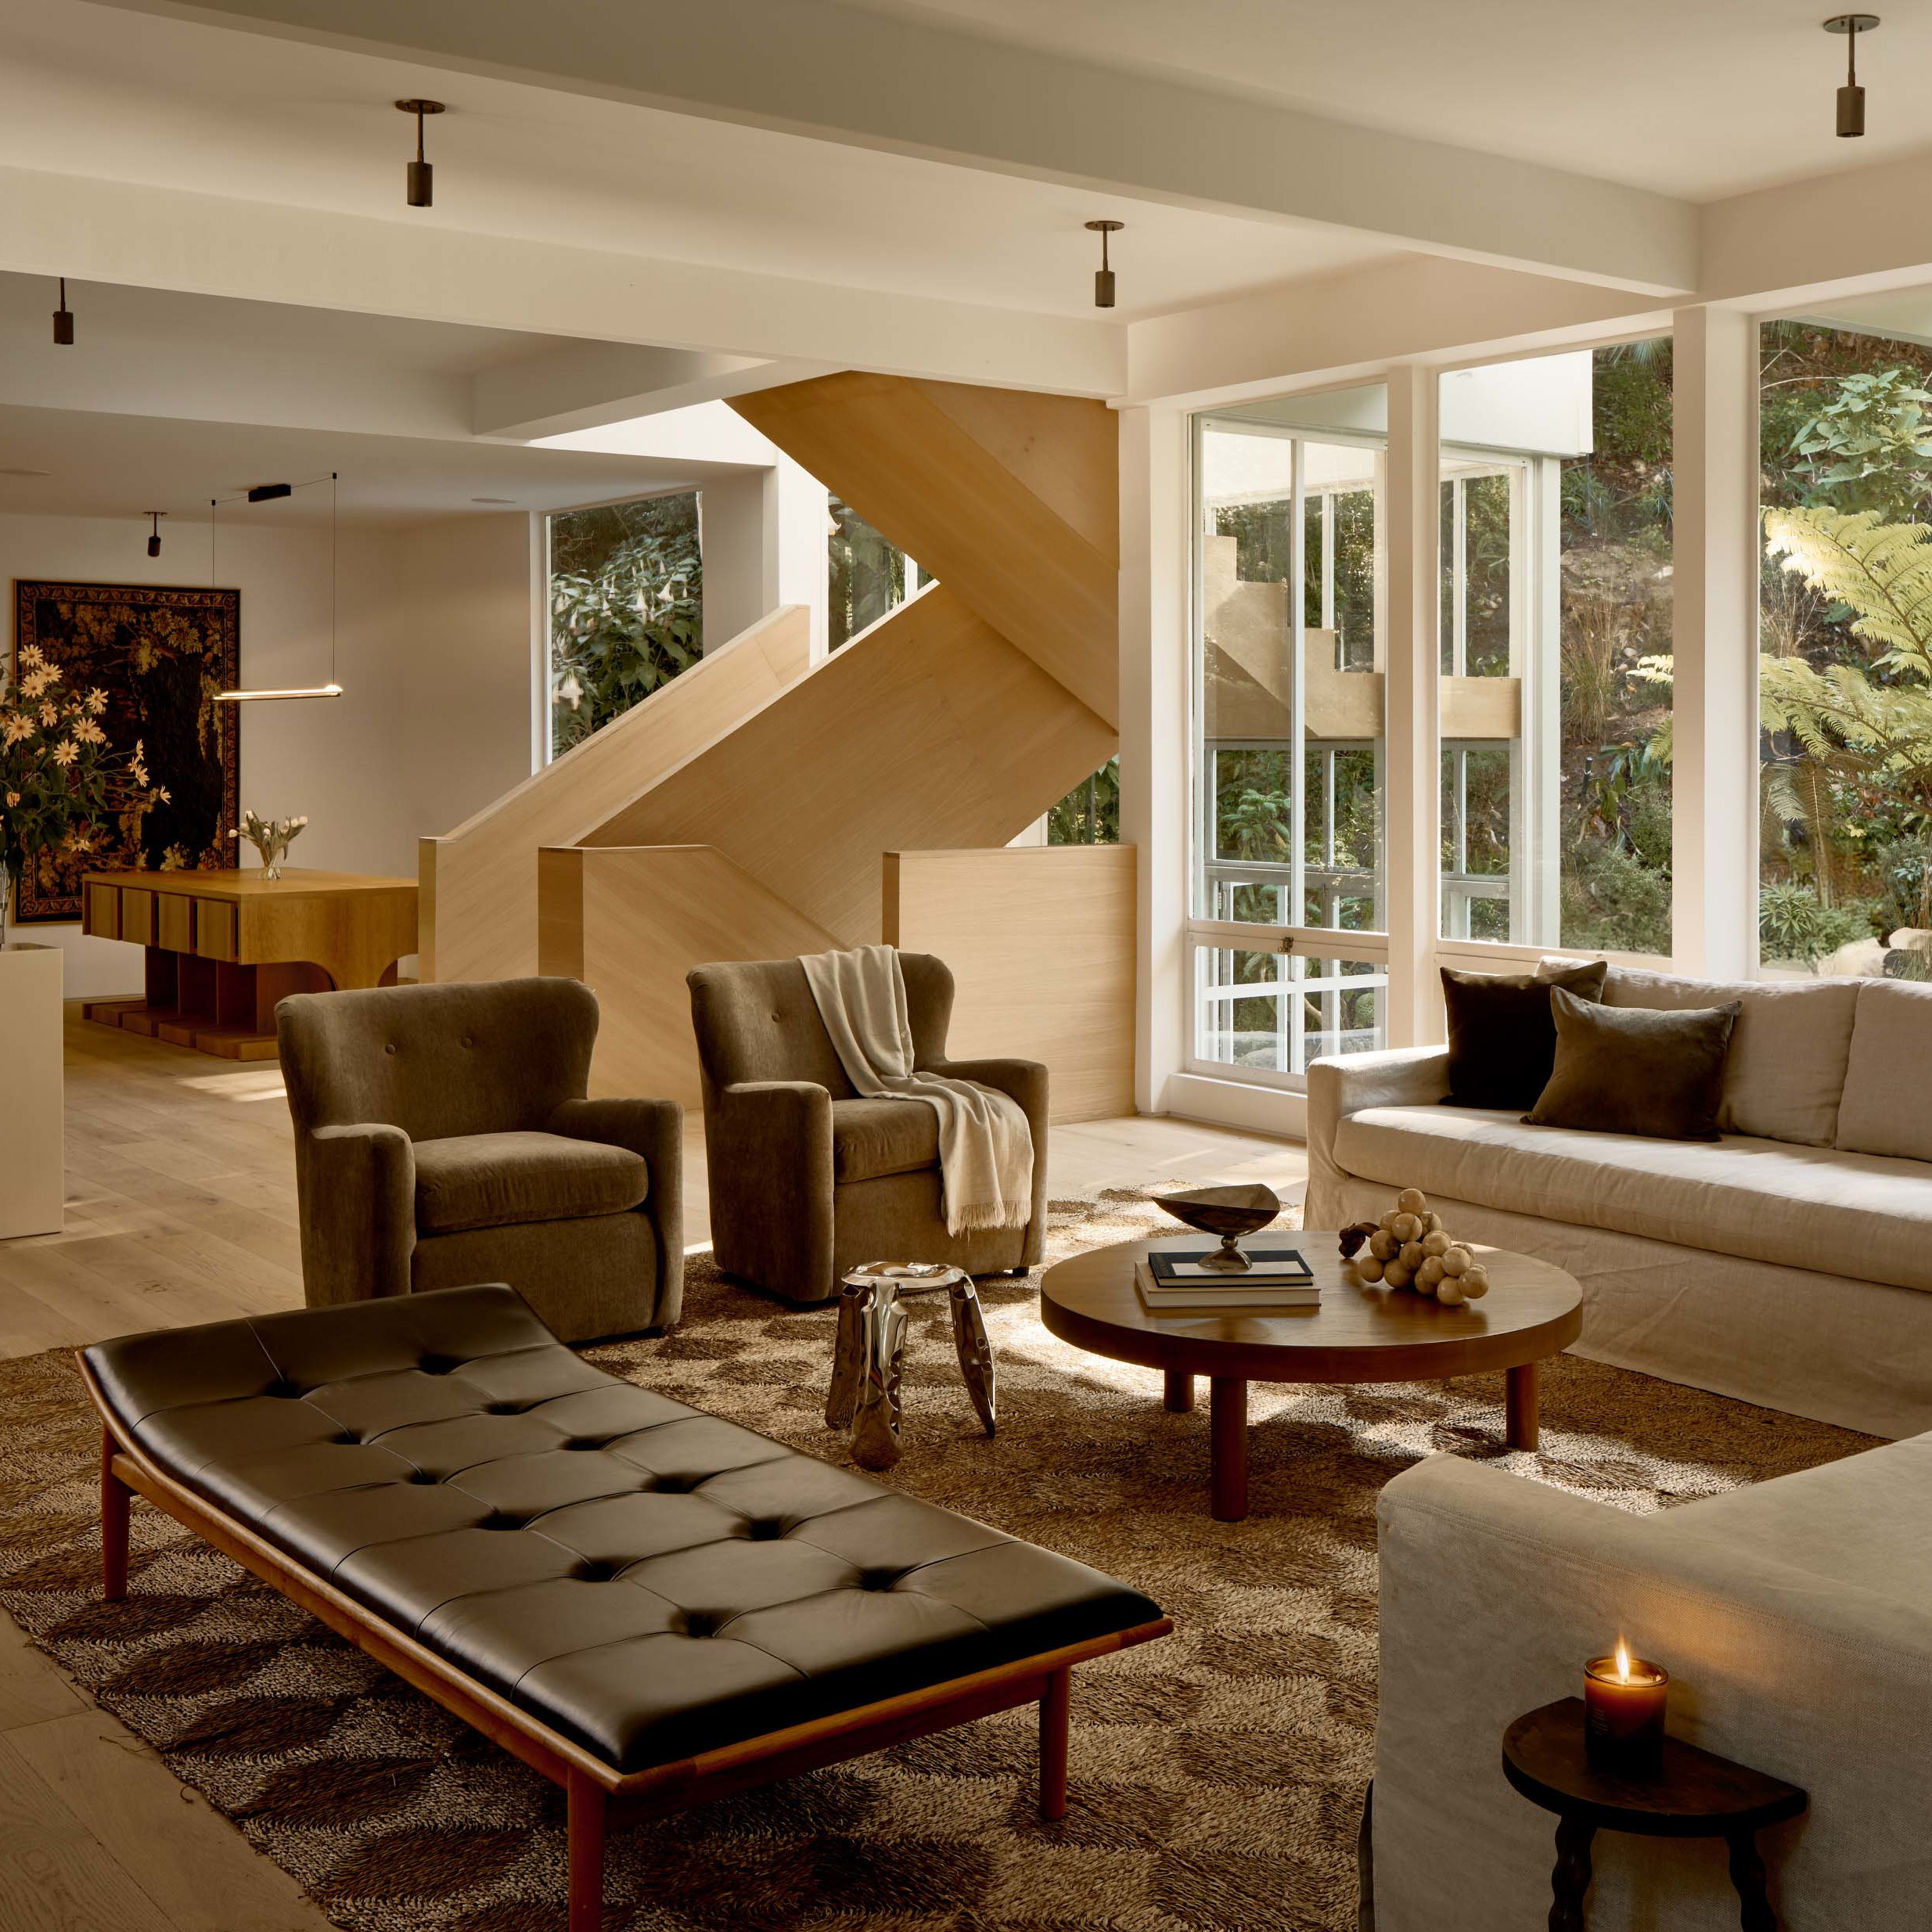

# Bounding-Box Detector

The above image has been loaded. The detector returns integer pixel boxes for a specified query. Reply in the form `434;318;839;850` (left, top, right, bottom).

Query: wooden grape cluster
1355;1189;1490;1305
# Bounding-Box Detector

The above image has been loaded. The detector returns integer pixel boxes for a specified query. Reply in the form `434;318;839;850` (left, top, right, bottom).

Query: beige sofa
1374;1436;1932;1930
1307;966;1932;1439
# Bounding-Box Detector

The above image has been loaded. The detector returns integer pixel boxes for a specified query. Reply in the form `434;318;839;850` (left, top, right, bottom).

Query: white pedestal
0;944;63;1238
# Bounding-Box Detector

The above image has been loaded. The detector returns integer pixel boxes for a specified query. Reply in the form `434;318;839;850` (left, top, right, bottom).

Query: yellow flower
52;740;77;765
73;718;105;745
153;786;171;804
38;702;57;728
86;689;108;715
20;670;49;700
18;644;44;669
63;828;94;854
2;716;30;747
4;793;17;808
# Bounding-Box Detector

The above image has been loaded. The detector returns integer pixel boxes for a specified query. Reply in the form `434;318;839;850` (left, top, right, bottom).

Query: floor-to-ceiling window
1188;384;1390;1082
1434;343;1675;956
547;491;703;757
1758;314;1932;977
827;496;929;650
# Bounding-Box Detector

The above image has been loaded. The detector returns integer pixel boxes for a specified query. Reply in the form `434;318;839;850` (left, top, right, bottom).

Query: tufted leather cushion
85;1285;1161;1774
831;1098;940;1184
412;1132;649;1235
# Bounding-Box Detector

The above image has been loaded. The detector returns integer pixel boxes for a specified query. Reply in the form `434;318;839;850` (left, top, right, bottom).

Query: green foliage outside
1755;323;1932;959
1048;757;1119;844
549;494;703;757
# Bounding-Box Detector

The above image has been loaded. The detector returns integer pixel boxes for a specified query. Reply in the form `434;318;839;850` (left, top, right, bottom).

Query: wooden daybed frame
83;1360;1171;1930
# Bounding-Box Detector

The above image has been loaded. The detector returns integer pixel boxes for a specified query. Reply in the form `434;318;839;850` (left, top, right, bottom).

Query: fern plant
1762;505;1932;923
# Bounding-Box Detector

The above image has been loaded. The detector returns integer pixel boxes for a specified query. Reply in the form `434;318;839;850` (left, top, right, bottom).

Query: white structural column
1671;306;1759;979
1383;366;1443;1045
1119;404;1190;1114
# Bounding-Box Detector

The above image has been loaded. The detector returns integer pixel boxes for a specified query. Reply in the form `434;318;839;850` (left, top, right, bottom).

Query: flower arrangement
0;645;162;947
234;808;308;881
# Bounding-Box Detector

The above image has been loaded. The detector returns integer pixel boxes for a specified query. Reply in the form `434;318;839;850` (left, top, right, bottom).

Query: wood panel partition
538;844;841;1109
883;844;1137;1124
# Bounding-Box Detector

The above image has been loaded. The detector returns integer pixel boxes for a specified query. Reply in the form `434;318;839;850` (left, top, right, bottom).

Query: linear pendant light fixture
1085;220;1124;309
396;98;444;207
52;277;73;345
1825;14;1880;137
213;473;344;702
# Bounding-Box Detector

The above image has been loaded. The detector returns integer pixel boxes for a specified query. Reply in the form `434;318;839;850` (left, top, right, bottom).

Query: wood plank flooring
0;1006;1305;1931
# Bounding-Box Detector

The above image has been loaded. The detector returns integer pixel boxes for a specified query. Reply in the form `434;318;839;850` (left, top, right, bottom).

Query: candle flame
1614;1640;1632;1684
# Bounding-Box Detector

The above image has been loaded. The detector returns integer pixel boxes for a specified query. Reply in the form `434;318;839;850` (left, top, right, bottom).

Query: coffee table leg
1506;1360;1541;1451
1210;1377;1247;1521
1549;1815;1595;1932
1164;1369;1194;1413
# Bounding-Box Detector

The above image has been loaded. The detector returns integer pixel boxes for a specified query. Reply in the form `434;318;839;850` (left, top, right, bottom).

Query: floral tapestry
12;581;239;920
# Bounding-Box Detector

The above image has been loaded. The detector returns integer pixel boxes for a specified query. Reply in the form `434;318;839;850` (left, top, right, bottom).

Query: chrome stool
827;1261;997;1470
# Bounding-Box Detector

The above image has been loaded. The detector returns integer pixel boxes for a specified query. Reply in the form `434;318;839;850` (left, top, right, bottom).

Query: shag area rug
0;1191;1874;1932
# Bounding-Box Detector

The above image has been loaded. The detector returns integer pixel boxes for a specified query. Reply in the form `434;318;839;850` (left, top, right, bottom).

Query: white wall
2;509;537;995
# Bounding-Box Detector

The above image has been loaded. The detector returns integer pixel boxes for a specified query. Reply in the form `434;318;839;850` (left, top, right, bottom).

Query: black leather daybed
80;1283;1170;1929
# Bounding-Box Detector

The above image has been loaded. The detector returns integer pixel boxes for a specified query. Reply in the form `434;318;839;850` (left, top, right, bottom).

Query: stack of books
1133;1247;1318;1311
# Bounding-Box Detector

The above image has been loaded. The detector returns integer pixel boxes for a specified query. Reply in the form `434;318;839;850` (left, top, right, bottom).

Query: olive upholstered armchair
276;977;682;1343
686;953;1049;1305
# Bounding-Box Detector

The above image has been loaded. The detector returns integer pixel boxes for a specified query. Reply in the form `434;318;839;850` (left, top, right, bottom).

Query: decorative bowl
1150;1182;1282;1272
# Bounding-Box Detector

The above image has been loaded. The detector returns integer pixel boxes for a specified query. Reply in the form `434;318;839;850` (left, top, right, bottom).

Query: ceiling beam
0;164;1124;395
472;343;829;440
1124;257;1671;411
103;0;1698;296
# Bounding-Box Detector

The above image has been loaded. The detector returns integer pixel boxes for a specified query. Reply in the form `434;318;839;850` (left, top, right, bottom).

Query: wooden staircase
423;372;1121;1106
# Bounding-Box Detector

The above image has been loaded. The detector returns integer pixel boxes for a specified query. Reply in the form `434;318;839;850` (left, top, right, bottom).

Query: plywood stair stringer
729;372;1119;727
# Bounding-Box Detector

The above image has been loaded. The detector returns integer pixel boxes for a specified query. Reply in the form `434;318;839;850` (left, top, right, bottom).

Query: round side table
1502;1698;1807;1930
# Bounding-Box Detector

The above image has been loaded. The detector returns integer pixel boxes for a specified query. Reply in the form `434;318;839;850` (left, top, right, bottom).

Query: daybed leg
1039;1667;1070;1821
102;1427;129;1602
566;1768;607;1932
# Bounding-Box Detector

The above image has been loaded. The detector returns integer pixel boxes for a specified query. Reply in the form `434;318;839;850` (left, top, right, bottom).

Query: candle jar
1584;1649;1669;1772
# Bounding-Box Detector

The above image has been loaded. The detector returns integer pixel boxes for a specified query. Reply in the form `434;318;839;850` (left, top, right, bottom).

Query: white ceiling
0;403;751;527
839;0;1932;202
0;2;1405;326
0;272;574;375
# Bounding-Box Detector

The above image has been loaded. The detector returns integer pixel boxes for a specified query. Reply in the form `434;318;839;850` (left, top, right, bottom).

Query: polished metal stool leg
948;1275;997;1436
826;1278;868;1430
851;1283;909;1470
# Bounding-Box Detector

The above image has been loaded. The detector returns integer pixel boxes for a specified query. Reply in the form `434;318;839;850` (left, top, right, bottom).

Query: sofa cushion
1837;979;1932;1164
1333;1103;1932;1293
1525;991;1739;1142
83;1284;1164;1775
1441;960;1609;1111
832;1097;940;1184
413;1131;648;1235
1598;966;1859;1148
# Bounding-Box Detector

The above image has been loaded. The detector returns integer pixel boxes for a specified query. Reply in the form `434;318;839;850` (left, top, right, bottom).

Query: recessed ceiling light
0;467;50;477
472;495;516;504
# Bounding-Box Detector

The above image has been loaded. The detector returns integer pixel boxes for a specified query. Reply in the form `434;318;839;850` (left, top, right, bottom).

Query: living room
4;3;1932;1929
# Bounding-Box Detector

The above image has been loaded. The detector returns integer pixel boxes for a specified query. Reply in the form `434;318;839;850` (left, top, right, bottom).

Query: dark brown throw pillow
1525;989;1742;1141
1441;960;1610;1110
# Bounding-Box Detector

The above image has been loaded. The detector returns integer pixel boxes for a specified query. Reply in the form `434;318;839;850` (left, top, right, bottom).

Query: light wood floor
0;1008;1305;1930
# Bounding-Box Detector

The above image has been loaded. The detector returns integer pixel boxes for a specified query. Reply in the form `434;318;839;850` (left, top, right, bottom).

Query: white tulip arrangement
234;808;308;881
1347;1187;1491;1305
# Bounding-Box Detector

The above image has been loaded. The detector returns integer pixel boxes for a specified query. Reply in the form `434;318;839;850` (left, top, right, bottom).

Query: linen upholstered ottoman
80;1283;1169;1929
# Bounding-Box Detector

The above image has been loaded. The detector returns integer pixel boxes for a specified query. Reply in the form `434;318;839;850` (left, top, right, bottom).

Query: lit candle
1583;1640;1669;1772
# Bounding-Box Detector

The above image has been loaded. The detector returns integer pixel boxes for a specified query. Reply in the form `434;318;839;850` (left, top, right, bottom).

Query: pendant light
213;473;344;702
1824;15;1880;138
395;99;444;207
52;277;73;346
1085;220;1124;309
145;511;164;559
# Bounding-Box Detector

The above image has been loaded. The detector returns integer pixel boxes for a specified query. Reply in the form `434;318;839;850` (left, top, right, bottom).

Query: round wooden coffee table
1039;1231;1583;1520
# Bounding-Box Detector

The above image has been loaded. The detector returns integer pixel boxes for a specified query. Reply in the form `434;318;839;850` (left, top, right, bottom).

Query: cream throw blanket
801;943;1033;1236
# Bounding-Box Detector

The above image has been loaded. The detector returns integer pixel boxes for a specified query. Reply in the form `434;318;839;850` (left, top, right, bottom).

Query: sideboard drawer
195;899;238;962
120;889;155;946
82;882;120;941
157;893;195;954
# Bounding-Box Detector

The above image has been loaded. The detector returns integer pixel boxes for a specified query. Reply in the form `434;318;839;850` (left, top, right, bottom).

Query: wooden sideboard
80;868;418;1060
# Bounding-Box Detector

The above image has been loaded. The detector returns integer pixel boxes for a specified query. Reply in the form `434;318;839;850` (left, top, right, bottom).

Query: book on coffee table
1147;1247;1313;1284
1135;1249;1319;1311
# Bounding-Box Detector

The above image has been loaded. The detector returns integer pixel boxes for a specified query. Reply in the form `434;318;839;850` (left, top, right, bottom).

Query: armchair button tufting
383;1042;397;1056
563;1437;606;1452
406;1470;438;1484
460;1035;474;1049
